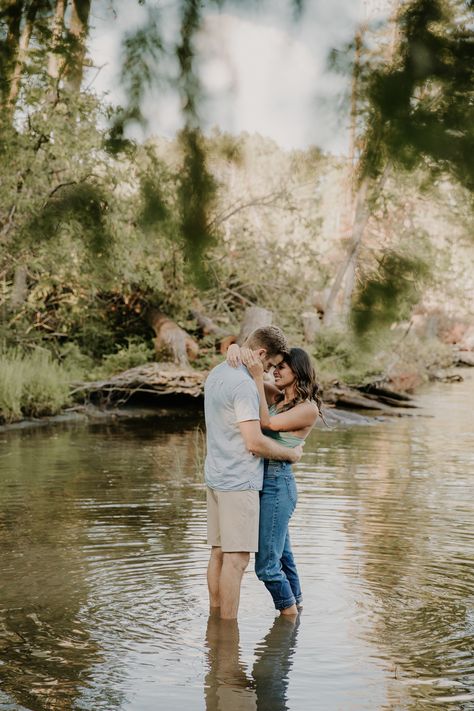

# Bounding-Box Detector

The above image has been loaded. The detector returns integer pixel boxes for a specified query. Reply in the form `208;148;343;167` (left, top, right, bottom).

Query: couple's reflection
205;612;300;711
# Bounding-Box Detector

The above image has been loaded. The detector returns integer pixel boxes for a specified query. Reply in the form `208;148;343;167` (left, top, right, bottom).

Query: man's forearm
251;434;297;462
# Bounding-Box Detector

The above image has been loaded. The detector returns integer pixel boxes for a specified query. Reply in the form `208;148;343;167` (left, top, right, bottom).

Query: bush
0;354;24;422
0;349;71;423
312;327;386;386
59;342;95;379
95;338;155;377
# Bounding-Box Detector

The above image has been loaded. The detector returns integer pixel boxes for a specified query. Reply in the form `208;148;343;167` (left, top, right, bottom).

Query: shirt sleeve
232;381;260;422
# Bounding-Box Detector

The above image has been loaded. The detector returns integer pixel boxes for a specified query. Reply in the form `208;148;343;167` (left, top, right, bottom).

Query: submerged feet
280;603;298;616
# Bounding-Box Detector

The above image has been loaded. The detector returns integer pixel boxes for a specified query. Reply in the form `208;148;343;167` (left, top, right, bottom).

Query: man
204;326;303;619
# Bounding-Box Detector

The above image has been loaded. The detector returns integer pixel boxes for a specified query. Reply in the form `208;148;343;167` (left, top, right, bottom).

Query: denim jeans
255;460;302;610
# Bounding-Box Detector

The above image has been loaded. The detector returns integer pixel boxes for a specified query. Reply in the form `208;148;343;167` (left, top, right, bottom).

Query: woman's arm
241;351;272;428
226;343;242;367
263;401;319;432
227;344;279;405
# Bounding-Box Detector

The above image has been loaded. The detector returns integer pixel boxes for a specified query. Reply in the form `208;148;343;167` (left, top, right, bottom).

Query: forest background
0;0;473;423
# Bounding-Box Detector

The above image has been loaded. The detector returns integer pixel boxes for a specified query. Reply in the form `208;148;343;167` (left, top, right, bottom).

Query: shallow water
0;373;473;710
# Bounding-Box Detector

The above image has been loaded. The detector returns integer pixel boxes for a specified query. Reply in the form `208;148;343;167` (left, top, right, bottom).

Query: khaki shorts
207;487;260;552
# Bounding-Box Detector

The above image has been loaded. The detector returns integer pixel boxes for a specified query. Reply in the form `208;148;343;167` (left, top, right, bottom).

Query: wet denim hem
272;592;297;611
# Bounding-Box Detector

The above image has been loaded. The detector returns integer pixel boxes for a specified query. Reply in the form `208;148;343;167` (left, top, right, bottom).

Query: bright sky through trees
87;0;393;152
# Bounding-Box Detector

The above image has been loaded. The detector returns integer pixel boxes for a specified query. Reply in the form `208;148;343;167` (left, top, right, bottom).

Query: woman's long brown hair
275;347;324;419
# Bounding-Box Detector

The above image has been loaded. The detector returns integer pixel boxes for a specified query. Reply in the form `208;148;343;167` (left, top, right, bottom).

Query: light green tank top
263;404;305;448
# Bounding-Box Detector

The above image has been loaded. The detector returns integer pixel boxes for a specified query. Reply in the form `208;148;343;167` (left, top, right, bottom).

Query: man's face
255;349;284;374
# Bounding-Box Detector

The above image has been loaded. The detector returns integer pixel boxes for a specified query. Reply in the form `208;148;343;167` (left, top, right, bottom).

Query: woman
227;345;321;615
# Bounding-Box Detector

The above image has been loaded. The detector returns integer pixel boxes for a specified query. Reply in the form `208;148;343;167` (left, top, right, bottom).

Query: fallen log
190;308;228;338
72;365;417;414
453;351;474;367
357;383;413;401
189;305;236;354
356;384;417;408
72;363;206;404
323;382;418;412
324;388;391;411
147;309;199;366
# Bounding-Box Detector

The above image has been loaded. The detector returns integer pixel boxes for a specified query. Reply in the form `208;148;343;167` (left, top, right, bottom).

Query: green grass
0;349;71;423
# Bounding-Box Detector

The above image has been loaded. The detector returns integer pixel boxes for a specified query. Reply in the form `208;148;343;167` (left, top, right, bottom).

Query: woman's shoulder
273;399;318;417
294;399;319;411
293;399;319;422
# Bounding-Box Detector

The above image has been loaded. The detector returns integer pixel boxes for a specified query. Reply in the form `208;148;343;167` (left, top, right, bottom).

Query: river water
0;373;473;711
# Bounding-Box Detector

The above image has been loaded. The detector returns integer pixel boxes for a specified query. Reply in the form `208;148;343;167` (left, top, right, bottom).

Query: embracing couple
204;326;321;620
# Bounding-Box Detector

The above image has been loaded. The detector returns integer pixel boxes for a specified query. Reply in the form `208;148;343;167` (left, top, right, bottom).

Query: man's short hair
245;326;289;357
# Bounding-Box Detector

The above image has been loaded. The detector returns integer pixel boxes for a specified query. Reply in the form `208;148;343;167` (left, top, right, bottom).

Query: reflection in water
253;615;300;711
205;613;299;711
205;614;256;711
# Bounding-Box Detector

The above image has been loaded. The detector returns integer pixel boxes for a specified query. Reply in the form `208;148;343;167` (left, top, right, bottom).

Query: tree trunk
10;265;28;309
323;175;370;326
323;4;400;328
147;309;199;367
7;2;37;109
64;0;91;93
1;0;23;112
322;26;364;329
341;249;358;322
301;311;320;344
237;306;273;345
47;0;68;81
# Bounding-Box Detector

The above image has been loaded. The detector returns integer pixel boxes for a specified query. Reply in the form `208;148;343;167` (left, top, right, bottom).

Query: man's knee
210;546;223;562
223;551;250;572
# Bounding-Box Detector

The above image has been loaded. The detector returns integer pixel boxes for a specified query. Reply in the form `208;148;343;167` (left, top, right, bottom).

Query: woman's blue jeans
255;460;302;610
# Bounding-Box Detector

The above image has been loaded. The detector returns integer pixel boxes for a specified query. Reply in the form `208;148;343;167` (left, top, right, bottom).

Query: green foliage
311;328;383;386
106;5;164;154
178;128;218;286
362;0;474;193
96;338;155;377
390;332;455;380
352;251;431;336
59;342;95;379
0;349;71;423
28;182;112;258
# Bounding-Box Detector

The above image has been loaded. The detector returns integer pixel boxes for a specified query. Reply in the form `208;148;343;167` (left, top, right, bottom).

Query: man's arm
239;420;303;463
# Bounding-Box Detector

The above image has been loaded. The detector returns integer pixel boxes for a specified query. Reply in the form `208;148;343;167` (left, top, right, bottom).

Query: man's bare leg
219;552;250;619
207;546;224;609
280;604;298;616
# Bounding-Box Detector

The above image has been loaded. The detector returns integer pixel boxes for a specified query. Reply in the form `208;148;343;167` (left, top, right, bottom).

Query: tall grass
0;349;71;423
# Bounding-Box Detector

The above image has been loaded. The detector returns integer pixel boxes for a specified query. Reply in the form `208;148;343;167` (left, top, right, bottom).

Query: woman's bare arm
264;401;319;432
241;350;272;428
227;344;278;405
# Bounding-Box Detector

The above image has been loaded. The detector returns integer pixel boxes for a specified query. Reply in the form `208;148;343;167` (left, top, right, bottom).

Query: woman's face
272;360;296;390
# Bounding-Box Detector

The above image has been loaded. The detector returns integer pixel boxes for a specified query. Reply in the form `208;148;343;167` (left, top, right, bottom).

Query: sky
88;0;392;154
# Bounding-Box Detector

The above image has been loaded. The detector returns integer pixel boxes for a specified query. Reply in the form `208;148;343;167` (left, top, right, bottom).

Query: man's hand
290;444;304;463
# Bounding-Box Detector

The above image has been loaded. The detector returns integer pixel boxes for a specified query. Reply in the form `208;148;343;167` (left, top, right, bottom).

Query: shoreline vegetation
1;322;473;429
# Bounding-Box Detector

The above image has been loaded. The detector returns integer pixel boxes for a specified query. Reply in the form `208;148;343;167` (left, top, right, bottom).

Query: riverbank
1;339;472;432
0;397;391;434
